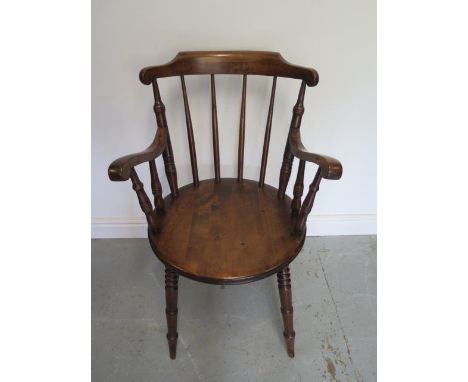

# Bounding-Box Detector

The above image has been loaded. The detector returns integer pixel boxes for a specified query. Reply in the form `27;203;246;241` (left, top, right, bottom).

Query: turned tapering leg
165;268;179;359
277;267;295;357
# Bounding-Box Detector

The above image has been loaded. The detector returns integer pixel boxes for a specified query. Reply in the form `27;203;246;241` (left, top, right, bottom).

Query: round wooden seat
149;178;306;284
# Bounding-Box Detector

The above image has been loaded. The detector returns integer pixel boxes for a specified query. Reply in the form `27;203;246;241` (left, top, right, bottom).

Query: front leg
277;266;295;357
165;267;179;359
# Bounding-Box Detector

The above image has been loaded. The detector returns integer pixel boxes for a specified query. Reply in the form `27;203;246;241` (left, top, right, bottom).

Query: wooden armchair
108;51;342;359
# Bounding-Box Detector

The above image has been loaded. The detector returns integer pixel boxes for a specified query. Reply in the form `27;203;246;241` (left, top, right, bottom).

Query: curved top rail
139;51;319;86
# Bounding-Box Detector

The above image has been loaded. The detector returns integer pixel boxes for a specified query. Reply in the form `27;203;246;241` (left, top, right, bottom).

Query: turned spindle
259;76;277;187
148;160;165;212
181;75;199;187
211;74;221;182
165;268;179;359
291;160;305;214
129;168;157;231
152;79;179;198
278;143;294;199
295;168;323;232
237;74;247;182
278;81;306;198
277;267;295;357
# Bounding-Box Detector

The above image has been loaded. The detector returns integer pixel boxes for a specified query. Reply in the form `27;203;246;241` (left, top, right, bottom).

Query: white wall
92;0;376;238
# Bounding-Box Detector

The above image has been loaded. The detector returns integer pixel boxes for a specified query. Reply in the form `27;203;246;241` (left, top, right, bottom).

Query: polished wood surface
278;267;295;357
259;76;277;187
164;268;179;359
278;140;294;200
278;81;306;199
140;51;318;86
129;168;158;230
152;80;179;198
296;168;322;233
291;159;305;215
108;127;166;181
210;75;221;183
149;159;164;212
237;74;247;182
149;179;305;284
180;75;199;187
108;51;343;358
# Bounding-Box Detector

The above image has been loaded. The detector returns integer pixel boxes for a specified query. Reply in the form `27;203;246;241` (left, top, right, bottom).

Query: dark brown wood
211;74;221;182
291;160;305;215
277;267;295;357
165;267;179;359
140;51;318;86
180;75;199;187
278;81;306;199
162;135;179;198
259;76;277;187
152;79;179;198
237;75;247;182
149;159;165;212
289;129;342;180
287;80;342;180
108;51;343;359
129;168;157;231
295;168;323;233
291;81;306;129
278;141;294;199
129;168;153;215
149;179;305;284
108;127;166;181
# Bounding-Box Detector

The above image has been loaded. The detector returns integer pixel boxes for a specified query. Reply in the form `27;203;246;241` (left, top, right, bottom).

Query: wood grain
149;179;305;284
140;51;318;86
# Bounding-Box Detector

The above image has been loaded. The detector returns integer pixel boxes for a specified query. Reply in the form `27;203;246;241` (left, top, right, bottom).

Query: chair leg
165;267;179;359
277;266;295;357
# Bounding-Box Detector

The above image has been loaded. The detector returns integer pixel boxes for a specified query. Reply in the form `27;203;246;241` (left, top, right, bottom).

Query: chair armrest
289;130;342;180
108;128;167;181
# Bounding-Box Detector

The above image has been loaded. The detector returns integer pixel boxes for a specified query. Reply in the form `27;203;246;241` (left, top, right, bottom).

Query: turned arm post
295;168;323;233
278;81;306;199
149;160;165;212
291;160;305;215
278;142;294;199
129;168;159;231
152;79;179;198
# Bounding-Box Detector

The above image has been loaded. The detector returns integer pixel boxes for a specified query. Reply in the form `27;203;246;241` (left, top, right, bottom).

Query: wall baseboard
91;214;376;239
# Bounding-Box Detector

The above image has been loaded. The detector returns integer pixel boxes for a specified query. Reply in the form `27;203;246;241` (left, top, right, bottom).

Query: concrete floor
92;236;376;382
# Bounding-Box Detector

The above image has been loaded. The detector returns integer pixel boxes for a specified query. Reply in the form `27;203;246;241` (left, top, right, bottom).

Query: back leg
277;266;295;357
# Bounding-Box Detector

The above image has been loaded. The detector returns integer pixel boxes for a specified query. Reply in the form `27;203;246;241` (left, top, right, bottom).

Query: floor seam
318;252;362;382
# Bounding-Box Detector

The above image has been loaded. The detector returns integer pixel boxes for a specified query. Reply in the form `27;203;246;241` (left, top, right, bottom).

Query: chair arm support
289;130;342;180
108;128;167;181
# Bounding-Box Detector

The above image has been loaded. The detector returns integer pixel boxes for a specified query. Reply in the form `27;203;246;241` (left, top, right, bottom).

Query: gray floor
92;236;376;382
